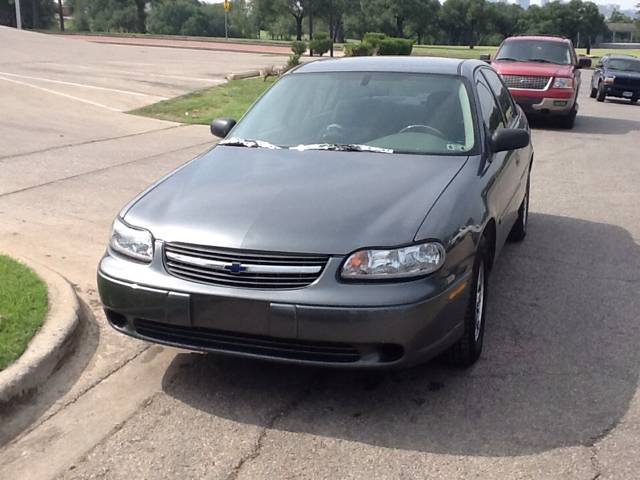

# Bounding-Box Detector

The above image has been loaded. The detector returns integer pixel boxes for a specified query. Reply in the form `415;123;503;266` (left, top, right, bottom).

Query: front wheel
559;106;576;129
508;175;530;242
596;83;606;102
445;237;489;368
631;97;638;104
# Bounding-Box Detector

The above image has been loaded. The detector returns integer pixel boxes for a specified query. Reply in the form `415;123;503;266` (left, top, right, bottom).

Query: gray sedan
98;57;533;368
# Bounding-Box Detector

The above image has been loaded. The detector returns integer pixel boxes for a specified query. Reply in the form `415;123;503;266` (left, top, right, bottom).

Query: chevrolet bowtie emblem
224;262;248;274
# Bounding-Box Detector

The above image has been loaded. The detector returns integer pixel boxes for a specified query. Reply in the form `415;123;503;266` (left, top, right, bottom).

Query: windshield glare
495;40;572;65
229;72;476;155
608;58;640;72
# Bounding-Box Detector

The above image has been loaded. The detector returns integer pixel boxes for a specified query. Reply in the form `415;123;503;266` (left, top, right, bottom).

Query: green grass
0;255;48;371
412;44;498;59
129;76;277;125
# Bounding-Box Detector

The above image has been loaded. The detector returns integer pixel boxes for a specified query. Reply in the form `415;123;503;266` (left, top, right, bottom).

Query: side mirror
210;118;237;139
492;129;530;153
577;58;592;69
596;62;603;69
480;53;491;63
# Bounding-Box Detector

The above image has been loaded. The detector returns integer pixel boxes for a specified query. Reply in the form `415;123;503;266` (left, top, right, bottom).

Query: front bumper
97;245;472;368
513;96;576;115
602;84;640;99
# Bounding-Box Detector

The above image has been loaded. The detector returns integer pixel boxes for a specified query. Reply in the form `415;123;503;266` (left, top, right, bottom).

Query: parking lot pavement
1;27;640;480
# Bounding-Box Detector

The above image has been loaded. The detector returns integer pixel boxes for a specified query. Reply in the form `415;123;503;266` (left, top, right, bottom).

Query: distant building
598;4;622;18
516;0;530;9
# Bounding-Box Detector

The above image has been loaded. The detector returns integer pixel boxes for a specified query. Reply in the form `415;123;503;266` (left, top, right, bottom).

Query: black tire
596;82;606;102
445;237;489;368
508;175;530;242
559;106;576;129
631;98;638;104
589;86;597;98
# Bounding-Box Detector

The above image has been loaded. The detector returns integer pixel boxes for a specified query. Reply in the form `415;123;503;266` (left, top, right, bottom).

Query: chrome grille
164;242;328;289
501;75;551;90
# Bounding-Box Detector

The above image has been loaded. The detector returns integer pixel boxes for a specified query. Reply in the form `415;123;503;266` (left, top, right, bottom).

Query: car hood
123;146;468;255
492;61;573;78
607;68;640;80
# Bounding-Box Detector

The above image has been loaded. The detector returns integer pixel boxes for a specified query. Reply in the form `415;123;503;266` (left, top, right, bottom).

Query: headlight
341;242;446;280
603;76;615;84
552;77;573;89
109;217;154;262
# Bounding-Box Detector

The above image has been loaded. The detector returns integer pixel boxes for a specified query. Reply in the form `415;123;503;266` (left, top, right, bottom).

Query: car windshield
608;58;640;72
495;40;572;65
228;72;476;155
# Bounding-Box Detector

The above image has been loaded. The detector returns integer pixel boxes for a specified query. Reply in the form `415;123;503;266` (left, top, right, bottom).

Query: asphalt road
1;27;639;480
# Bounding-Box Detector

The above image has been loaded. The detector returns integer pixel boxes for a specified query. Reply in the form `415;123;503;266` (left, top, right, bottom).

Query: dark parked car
98;57;533;369
590;54;640;103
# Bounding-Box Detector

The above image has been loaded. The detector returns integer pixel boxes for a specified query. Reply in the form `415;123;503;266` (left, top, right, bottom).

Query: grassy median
129;76;277;125
0;255;48;371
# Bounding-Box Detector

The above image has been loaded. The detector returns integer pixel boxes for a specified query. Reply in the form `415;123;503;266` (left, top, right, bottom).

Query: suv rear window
495;40;572;66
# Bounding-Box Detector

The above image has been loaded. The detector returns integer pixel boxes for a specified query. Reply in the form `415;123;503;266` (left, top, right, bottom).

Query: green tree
254;0;307;40
440;0;488;48
86;0;146;32
485;3;524;41
229;0;257;38
0;0;55;28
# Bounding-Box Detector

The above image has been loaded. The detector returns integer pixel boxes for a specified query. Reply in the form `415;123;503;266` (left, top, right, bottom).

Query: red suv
489;35;591;129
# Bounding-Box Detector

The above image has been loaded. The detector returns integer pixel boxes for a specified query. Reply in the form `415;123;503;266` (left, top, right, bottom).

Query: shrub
378;38;414;56
343;42;374;57
309;32;333;57
287;54;301;68
261;65;281;81
290;40;307;56
362;32;388;51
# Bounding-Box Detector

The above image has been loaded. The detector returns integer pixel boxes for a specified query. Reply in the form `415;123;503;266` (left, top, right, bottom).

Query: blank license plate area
623;91;633;97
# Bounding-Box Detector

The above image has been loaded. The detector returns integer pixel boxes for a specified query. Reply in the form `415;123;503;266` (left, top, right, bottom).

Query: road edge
0;254;81;406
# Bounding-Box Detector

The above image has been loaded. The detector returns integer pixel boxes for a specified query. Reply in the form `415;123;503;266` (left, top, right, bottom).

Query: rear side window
481;69;515;124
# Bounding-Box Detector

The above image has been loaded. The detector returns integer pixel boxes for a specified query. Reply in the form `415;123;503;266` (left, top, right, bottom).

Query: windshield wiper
528;58;559;64
291;143;393;154
218;137;281;149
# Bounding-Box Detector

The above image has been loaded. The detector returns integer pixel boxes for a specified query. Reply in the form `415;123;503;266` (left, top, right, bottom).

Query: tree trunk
58;0;64;31
32;0;39;29
295;15;303;41
396;17;404;38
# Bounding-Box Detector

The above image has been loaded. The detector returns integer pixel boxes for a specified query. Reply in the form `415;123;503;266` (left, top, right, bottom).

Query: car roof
292;56;479;76
503;35;569;44
605;54;638;60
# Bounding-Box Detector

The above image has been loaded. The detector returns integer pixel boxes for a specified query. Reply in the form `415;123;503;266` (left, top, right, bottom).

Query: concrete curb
0;254;81;405
226;70;261;80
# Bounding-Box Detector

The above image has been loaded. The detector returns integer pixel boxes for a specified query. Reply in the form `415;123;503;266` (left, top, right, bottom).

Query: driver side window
476;74;505;135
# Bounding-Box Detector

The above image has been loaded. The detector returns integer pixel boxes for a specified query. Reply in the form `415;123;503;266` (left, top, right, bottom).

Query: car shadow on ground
529;114;640;135
162;213;640;457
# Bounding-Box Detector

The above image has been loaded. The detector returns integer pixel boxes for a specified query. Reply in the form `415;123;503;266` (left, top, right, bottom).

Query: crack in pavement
0;140;212;199
589;446;602;480
0;125;182;163
226;379;319;480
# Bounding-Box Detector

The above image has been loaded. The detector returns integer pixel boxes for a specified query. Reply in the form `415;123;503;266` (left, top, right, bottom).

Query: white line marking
0;71;168;99
43;63;222;83
0;76;122;112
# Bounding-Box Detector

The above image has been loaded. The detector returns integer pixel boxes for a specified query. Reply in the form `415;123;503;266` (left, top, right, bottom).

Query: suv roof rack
513;34;568;39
